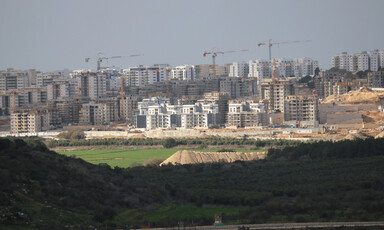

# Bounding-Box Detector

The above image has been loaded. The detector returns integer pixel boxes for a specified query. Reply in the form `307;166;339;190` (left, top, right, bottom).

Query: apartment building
195;64;229;78
0;68;31;91
284;95;319;128
10;111;50;133
122;64;169;87
47;98;81;125
332;50;384;72
36;71;63;87
333;82;359;96
229;62;249;78
135;97;220;129
120;94;140;124
248;58;318;83
368;71;384;88
260;78;296;112
47;78;77;100
197;91;229;124
71;71;107;101
227;100;267;127
79;99;119;125
169;65;196;81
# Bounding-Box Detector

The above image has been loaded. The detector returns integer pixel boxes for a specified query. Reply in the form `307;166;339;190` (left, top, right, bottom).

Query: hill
1;137;384;228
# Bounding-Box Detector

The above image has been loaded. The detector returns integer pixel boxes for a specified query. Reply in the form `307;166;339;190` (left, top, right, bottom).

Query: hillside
1;137;384;228
322;87;384;104
0;138;169;229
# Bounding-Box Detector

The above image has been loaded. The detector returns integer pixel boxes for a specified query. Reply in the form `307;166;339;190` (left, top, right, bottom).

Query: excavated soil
322;87;384;104
160;150;267;165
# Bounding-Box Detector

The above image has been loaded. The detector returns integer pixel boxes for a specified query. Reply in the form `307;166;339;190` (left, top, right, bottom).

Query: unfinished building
284;95;319;127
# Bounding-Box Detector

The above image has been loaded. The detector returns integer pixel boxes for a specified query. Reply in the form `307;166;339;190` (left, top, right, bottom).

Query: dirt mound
322;87;384;104
129;134;146;138
198;134;215;138
375;131;384;138
343;132;367;140
160;150;267;165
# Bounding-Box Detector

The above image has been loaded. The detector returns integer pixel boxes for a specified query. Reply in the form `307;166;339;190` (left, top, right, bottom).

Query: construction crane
257;39;311;60
203;49;248;77
85;53;143;70
0;88;49;113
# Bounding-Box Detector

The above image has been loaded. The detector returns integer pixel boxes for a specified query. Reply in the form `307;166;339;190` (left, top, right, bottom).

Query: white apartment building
169;65;195;81
135;97;220;129
123;64;168;87
248;58;318;84
227;100;267;127
332;50;383;72
229;62;249;78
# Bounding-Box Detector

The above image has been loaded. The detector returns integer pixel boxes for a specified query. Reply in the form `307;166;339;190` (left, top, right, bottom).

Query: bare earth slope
322;87;384;104
160;150;267;165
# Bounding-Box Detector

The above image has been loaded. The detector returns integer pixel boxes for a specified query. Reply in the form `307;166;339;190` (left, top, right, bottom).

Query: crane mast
203;49;248;78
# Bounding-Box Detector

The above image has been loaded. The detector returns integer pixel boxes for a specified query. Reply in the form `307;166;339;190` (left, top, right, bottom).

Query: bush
142;158;163;167
163;138;177;148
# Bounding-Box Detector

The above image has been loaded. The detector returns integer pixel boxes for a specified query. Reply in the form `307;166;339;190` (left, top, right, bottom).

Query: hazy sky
1;0;383;72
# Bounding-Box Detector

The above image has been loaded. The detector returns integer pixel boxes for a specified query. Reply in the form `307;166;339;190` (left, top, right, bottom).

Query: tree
314;67;320;76
163;138;177;148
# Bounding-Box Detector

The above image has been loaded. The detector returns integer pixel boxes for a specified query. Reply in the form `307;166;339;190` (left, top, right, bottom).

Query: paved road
139;221;384;230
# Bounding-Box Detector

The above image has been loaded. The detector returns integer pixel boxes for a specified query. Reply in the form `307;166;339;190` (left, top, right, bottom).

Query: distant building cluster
3;50;384;133
331;50;384;72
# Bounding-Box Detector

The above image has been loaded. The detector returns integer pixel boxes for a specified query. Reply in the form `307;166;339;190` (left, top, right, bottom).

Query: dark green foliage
267;137;384;161
163;138;177;148
217;149;235;152
57;129;85;140
2;137;384;228
46;137;302;149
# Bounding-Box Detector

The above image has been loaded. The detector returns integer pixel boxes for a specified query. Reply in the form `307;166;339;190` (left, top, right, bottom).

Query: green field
57;148;264;168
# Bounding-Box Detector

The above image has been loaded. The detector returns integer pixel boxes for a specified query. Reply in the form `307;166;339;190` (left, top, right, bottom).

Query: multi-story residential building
229;62;249;78
0;68;31;91
284;95;319;128
120;94;140;124
47;98;81;125
368;71;384;88
169;65;195;81
47;78;77;100
332;50;383;72
248;58;318;84
36;71;63;87
122;64;169;87
71;71;107;102
79;99;119;125
313;70;351;99
248;60;272;83
135;97;220;129
227;100;267;127
260;78;296;112
10;111;50;133
197;92;229;124
195;64;229;78
332;82;359;96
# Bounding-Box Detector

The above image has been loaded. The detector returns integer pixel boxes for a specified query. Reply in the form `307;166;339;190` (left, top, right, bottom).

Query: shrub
163;138;177;148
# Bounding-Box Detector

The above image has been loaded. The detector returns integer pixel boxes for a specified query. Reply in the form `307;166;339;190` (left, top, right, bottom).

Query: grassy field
57;148;264;168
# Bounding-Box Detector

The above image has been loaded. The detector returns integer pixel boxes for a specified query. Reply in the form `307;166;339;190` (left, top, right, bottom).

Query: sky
0;0;383;72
